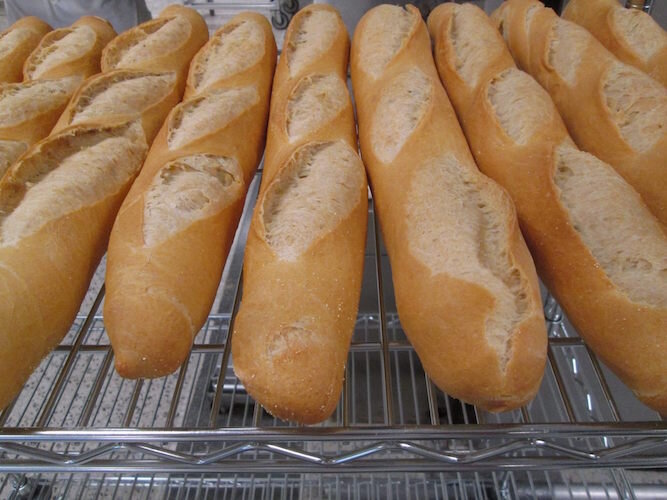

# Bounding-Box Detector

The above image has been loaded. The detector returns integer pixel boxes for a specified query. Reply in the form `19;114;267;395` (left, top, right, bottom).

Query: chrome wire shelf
0;171;665;499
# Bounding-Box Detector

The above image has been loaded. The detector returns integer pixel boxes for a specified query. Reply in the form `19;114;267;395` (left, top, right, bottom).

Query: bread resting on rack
492;0;667;227
350;4;547;412
104;12;276;379
562;0;667;87
0;120;149;411
428;2;667;415
0;16;51;83
231;4;368;424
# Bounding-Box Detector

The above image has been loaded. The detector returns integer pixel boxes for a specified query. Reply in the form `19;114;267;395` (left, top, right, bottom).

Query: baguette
104;12;276;379
350;4;546;412
491;0;667;226
428;3;667;414
563;0;667;87
51;69;181;143
23;16;116;82
0;17;51;83
101;4;208;94
231;4;368;424
0;76;81;178
0;120;148;410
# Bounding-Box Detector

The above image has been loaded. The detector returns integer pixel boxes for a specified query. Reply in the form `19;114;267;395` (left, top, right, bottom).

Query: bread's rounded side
23;16;116;81
0;17;51;83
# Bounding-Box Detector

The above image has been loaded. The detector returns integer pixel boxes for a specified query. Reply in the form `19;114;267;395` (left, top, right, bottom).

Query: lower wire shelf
0;173;665;499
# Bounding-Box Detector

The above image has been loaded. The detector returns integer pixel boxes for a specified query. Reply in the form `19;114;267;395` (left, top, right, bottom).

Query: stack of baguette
427;3;667;414
104;12;276;379
0;16;116;178
492;0;666;226
563;0;667;87
0;5;207;411
231;4;369;424
350;4;547;412
0;17;51;83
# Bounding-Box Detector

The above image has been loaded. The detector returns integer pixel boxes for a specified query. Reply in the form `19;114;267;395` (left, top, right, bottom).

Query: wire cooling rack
0;171;665;499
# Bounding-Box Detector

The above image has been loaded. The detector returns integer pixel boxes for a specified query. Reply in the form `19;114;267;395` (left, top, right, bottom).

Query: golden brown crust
563;0;667;87
493;0;667;226
431;3;667;414
101;5;208;95
23;16;116;81
0;120;148;410
231;4;369;424
351;5;546;412
0;17;51;83
104;13;277;379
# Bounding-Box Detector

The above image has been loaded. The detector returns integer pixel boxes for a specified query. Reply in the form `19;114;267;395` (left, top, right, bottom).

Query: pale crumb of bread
547;19;589;87
487;67;554;145
262;141;364;261
286;10;339;77
449;4;505;88
371;67;432;163
0;76;80;127
406;153;530;369
192;19;265;92
0;140;27;178
0;122;147;247
554;141;667;307
114;16;190;69
72;72;176;124
142;154;243;247
286;73;348;139
0;28;33;59
167;85;258;150
357;5;413;79
602;61;666;153
27;25;96;79
612;7;666;62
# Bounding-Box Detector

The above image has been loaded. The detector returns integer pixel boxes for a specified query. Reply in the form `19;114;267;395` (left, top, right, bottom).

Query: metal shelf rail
0;171;665;499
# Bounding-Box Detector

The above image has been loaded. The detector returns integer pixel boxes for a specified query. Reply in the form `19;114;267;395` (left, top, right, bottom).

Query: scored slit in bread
553;142;667;308
71;71;177;125
370;67;432;163
106;16;190;70
143;154;243;247
25;25;95;80
0;28;34;59
0;122;147;247
285;73;348;139
190;19;265;93
356;5;413;79
167;86;259;150
285;9;340;76
262;141;365;261
0;77;80;128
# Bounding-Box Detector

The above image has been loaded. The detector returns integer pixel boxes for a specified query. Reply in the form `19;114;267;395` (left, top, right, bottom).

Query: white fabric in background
5;0;152;32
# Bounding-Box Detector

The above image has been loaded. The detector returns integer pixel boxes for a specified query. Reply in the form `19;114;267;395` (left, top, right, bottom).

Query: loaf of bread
231;5;368;424
0;17;51;83
0;120;148;411
23;16;115;82
101;5;208;94
51;69;181;143
104;12;276;379
492;0;666;226
428;3;667;414
350;5;546;412
563;0;667;87
0;76;80;178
